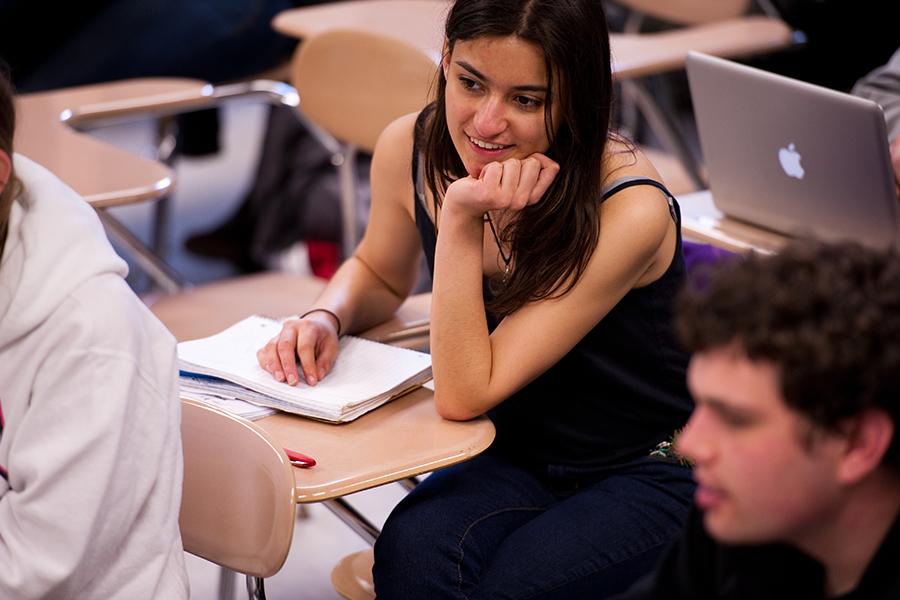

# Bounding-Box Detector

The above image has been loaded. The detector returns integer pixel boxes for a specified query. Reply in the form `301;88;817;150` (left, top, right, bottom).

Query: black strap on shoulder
601;177;678;223
411;110;430;211
411;126;421;191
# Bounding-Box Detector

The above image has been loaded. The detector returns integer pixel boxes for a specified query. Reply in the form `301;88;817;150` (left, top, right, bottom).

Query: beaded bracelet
299;308;342;336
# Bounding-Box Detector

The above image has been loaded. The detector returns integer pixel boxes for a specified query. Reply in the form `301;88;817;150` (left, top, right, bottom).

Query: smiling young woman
257;0;696;597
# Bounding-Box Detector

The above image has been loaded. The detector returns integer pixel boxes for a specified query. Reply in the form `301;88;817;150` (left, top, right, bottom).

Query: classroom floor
96;104;404;599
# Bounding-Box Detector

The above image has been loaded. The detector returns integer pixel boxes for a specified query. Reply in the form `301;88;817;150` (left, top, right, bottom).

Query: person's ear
835;409;895;484
0;149;11;193
441;39;450;79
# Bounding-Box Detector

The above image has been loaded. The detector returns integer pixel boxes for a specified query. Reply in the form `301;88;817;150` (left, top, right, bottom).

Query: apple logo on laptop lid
778;143;805;179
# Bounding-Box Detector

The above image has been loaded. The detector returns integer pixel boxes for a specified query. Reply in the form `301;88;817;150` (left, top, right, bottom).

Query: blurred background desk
272;0;792;78
14;78;206;207
272;0;794;255
14;77;299;293
679;189;788;254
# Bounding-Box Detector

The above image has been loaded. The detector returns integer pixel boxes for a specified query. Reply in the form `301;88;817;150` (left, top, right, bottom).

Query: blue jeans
373;451;695;599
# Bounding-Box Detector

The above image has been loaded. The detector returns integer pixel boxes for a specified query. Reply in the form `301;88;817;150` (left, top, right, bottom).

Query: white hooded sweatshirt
0;156;188;599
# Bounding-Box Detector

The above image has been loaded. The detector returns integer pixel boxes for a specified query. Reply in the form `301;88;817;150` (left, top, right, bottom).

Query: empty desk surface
274;0;448;61
149;271;432;347
272;0;791;79
14;78;209;208
261;385;494;502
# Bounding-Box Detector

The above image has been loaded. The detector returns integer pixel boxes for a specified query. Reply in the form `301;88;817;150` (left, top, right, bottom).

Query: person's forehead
451;36;546;74
688;346;785;412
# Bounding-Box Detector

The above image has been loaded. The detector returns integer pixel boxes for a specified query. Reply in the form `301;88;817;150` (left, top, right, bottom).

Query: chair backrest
613;0;753;25
290;28;438;154
179;398;296;578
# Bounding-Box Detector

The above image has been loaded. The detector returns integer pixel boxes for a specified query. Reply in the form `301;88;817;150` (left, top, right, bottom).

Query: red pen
284;448;317;468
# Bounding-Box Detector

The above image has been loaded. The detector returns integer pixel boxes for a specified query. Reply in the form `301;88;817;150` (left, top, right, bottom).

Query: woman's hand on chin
444;153;559;219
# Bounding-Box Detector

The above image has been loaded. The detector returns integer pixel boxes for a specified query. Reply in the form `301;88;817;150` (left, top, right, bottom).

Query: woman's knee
377;493;448;561
373;490;464;597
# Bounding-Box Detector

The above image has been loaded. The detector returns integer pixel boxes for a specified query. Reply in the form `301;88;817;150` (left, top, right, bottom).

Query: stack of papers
179;373;277;421
177;315;433;423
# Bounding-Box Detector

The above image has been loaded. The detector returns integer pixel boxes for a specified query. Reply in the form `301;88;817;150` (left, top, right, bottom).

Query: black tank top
412;141;693;470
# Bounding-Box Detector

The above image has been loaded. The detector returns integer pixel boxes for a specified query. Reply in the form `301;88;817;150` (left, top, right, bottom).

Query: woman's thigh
374;454;694;600
472;458;695;600
373;452;555;599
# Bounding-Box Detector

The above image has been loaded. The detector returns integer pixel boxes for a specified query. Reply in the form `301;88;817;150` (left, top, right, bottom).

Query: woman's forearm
311;255;409;335
431;208;496;419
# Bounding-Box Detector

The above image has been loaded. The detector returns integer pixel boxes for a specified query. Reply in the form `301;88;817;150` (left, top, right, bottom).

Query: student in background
619;241;900;599
853;45;900;193
0;70;188;598
257;0;695;596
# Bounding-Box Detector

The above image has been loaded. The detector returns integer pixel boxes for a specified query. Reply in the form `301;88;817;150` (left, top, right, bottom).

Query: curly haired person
619;240;900;599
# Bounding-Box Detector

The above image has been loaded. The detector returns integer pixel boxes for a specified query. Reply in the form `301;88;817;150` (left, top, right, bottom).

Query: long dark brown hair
1;67;23;259
420;0;614;316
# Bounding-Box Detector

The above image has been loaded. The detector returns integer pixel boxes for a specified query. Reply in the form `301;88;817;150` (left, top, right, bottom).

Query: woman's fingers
496;155;559;209
500;159;528;209
479;161;503;189
256;319;341;386
315;338;340;381
256;337;280;377
445;154;559;215
298;329;342;385
276;325;302;385
517;156;543;207
530;154;560;203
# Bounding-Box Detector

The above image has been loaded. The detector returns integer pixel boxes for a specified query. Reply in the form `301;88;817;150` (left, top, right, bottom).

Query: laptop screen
685;51;899;250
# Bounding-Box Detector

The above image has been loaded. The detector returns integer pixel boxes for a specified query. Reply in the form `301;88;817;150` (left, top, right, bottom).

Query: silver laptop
685;51;900;249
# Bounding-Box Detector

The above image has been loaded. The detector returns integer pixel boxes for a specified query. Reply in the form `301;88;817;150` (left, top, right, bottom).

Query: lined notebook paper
177;315;432;423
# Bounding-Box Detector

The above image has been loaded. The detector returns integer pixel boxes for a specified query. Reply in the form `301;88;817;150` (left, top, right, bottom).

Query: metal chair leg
323;498;380;546
397;476;420;492
151;116;179;259
246;575;267;600
96;209;186;293
217;567;237;600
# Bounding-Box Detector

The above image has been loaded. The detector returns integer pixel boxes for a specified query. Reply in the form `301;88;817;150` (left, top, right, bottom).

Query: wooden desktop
14;78;208;207
150;279;495;514
271;0;791;80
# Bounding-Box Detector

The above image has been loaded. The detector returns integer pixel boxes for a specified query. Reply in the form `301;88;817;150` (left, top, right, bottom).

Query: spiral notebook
177;315;433;423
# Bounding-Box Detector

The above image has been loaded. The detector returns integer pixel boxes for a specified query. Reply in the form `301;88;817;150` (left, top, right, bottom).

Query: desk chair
289;28;437;259
608;0;795;190
154;281;436;599
180;397;296;600
15;78;299;292
273;0;791;220
151;278;492;600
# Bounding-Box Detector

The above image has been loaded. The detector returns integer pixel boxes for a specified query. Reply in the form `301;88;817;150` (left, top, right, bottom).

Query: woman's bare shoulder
369;112;424;222
600;136;664;188
374;112;420;162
